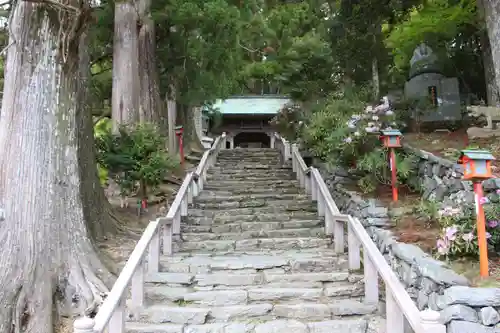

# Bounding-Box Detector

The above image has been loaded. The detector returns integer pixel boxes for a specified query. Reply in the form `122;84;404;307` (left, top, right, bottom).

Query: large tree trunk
483;0;500;98
0;2;114;331
167;85;177;153
138;0;166;130
112;0;140;132
478;0;500;105
177;103;204;152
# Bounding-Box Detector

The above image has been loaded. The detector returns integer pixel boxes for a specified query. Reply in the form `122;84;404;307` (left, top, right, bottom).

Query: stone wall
403;144;500;206
319;166;500;333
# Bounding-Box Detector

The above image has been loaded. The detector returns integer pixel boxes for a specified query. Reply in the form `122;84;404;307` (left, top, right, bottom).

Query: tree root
0;247;112;333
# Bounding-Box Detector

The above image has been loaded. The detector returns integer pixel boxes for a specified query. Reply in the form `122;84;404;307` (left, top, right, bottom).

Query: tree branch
22;0;80;12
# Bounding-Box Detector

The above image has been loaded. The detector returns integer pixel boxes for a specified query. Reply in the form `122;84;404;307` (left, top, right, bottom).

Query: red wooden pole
390;148;398;202
178;135;185;165
474;182;489;277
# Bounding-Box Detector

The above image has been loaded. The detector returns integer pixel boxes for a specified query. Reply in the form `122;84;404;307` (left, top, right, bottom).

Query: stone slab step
187;211;320;225
146;271;351;288
143;286;365;307
203;179;299;188
199;187;302;195
192;199;315;211
206;174;296;181
195;193;307;203
175;237;330;252
158;250;348;274
128;301;376;325
182;220;324;233
179;228;325;242
210;165;291;171
126;318;373;333
208;169;292;176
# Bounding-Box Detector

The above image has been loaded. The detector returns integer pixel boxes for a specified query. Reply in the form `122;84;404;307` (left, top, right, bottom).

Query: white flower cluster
342;97;398;144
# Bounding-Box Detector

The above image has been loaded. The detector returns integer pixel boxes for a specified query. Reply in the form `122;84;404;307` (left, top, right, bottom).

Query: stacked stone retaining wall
318;163;500;333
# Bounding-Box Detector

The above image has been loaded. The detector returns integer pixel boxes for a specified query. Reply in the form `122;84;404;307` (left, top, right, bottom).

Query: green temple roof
205;96;291;115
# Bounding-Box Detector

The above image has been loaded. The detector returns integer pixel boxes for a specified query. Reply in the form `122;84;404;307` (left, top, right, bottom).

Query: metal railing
273;133;445;333
73;133;227;333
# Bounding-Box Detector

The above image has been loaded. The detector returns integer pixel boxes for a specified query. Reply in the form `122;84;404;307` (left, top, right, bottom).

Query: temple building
202;95;291;149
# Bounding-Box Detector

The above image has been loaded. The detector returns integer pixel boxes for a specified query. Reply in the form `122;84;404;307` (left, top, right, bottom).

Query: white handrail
273;133;445;333
74;133;227;333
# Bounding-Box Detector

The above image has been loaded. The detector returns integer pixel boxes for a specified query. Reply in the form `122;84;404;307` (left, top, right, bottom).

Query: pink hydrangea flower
437;239;449;255
488;220;499;228
479;197;489;205
445;226;458;241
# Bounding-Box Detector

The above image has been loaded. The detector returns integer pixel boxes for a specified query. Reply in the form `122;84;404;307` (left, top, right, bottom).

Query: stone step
195;193;307;203
145;272;355;289
126;318;374;333
217;154;281;159
175;237;330;253
210;162;292;173
186;211;320;225
182;219;324;233
203;179;299;188
192;199;315;211
206;175;296;182
158;250;349;274
199;187;302;196
128;301;376;325
143;284;364;305
179;228;325;242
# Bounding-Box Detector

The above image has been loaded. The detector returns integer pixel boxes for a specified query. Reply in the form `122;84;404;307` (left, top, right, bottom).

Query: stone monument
404;43;461;124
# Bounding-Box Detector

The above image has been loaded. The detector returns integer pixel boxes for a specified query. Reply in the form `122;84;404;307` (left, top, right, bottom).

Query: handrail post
109;297;126;333
73;316;94;333
325;208;333;235
284;140;291;160
131;259;145;306
147;227;160;273
363;250;379;304
304;172;311;194
173;211;181;235
420;310;446;333
347;223;361;270
181;195;188;216
187;182;194;204
162;222;173;255
386;286;404;332
334;216;344;253
310;172;317;201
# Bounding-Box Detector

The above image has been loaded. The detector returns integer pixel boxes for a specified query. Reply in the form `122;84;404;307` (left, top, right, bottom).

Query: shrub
270;102;307;142
435;193;500;260
300;93;418;193
96;123;179;199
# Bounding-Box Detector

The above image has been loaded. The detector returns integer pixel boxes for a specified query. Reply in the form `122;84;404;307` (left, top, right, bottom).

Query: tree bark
177;103;204;152
483;0;500;100
478;0;500;105
112;0;140;132
167;85;177;153
0;2;114;332
138;0;166;130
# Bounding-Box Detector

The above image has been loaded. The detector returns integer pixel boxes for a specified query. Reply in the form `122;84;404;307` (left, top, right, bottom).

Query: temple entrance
234;132;271;148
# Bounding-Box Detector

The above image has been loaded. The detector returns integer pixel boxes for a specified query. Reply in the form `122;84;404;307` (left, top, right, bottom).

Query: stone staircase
126;148;384;333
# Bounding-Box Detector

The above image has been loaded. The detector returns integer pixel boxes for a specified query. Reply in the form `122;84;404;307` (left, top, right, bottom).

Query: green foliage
95;123;179;198
435;198;500;260
385;0;481;89
298;90;418;193
356;148;418;193
270;103;307;142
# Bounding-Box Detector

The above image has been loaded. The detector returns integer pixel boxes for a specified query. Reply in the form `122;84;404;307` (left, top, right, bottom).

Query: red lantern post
380;130;403;202
175;125;184;166
458;149;496;278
